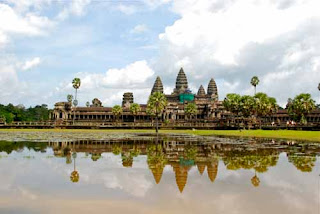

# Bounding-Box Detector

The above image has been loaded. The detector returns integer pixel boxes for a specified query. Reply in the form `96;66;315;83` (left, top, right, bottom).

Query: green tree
129;103;141;123
86;101;90;107
251;76;260;95
72;78;81;103
70;152;79;183
287;93;315;124
147;92;168;133
184;103;197;120
254;93;277;128
72;78;81;124
223;93;242;127
240;95;256;117
112;105;123;122
240;95;256;128
67;94;73;103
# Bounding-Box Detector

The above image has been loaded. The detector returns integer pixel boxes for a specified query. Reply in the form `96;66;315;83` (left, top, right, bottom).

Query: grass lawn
0;128;319;142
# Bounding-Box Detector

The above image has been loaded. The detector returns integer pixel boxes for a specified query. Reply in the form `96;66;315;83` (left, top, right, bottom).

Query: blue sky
0;0;320;107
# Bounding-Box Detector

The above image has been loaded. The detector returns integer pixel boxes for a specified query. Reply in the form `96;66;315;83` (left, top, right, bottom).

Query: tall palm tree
147;92;168;133
72;78;81;124
251;76;260;95
129;103;141;123
112;105;123;122
184;103;197;120
72;77;81;103
67;94;73;103
70;152;79;183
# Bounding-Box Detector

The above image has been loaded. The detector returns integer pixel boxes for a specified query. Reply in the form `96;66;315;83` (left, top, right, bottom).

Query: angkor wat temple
51;68;320;128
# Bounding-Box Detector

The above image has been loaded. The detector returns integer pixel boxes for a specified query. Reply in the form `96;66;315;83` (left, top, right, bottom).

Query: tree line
0;104;51;123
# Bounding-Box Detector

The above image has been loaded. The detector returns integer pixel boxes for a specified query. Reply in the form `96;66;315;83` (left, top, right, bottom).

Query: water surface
0;133;319;214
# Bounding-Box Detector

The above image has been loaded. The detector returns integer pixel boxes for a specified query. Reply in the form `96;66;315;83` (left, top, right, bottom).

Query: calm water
0;133;320;214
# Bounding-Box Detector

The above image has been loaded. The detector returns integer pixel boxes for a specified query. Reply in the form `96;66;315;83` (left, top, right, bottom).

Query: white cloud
153;0;320;106
57;0;91;20
0;3;55;47
116;4;137;15
21;57;41;71
55;60;155;106
130;24;148;34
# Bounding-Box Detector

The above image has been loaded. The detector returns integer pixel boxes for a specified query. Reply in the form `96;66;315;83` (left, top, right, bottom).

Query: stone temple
51;67;320;127
51;68;224;123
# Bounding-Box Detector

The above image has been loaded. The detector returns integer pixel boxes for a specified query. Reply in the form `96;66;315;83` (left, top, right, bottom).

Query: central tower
173;68;188;94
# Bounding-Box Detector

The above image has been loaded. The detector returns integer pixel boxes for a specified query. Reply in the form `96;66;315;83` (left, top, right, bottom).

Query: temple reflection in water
1;137;319;193
45;137;320;192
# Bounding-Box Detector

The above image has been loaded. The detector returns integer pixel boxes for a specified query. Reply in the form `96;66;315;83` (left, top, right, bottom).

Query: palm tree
112;105;123;122
288;93;315;124
240;95;256;128
251;172;260;187
147;92;168;133
254;93;277;129
70;152;79;183
72;78;81;124
251;76;260;95
184;103;197;120
129;103;141;123
72;77;81;103
67;94;73;103
223;93;242;127
86;101;90;107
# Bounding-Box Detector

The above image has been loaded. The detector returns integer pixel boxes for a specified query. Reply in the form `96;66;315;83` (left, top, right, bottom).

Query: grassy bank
0;128;319;142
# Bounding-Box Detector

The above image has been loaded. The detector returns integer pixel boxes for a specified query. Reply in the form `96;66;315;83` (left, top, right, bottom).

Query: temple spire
197;85;206;96
207;161;218;183
174;68;188;94
173;164;189;193
151;76;164;94
197;162;206;175
207;78;218;100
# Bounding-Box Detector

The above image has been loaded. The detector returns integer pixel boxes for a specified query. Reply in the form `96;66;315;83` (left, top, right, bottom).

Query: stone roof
175;68;188;93
207;78;218;95
197;85;206;96
151;76;164;94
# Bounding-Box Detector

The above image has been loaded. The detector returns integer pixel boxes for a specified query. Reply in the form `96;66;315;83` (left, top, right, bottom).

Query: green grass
0;128;319;142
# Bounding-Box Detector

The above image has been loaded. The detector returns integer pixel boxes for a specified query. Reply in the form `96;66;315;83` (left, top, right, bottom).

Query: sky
0;0;320;108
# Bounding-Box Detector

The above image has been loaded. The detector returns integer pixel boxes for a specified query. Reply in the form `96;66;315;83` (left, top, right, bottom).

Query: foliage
287;93;315;123
223;93;242;115
287;154;316;172
147;92;168;116
67;94;73;103
86;101;90;107
184;103;197;119
72;78;81;90
112;105;122;116
240;95;256;118
250;76;260;94
0;103;51;123
250;76;260;87
130;103;141;123
147;92;168;133
254;93;278;118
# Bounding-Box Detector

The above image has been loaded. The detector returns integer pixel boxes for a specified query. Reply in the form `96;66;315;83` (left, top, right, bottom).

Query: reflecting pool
0;133;319;214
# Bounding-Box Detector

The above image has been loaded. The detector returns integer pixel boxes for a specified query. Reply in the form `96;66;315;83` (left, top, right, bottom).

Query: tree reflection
147;144;167;184
287;154;316;172
70;152;79;183
121;146;141;168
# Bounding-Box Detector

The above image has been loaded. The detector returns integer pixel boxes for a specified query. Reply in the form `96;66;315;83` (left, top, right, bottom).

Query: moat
0;132;319;214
